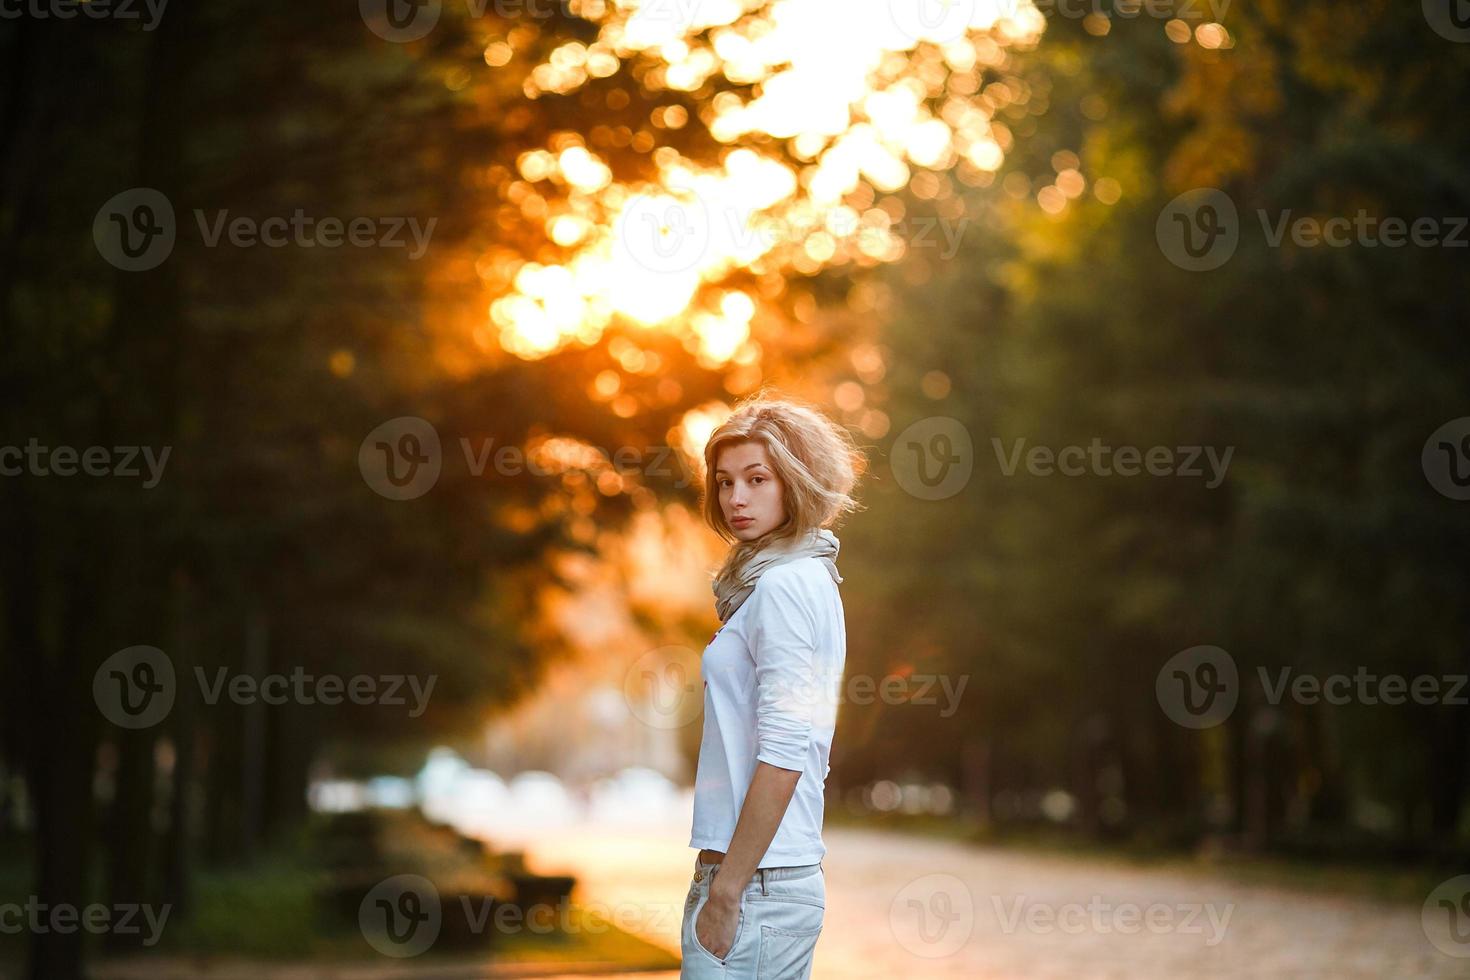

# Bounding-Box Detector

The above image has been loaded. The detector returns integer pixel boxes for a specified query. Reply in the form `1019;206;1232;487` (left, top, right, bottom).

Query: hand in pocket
695;893;740;959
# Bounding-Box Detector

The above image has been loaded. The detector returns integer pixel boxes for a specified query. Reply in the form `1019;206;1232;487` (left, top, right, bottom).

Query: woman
680;394;866;979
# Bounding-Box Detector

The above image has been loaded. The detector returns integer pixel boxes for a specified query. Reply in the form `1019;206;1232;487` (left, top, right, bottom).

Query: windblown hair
701;391;867;589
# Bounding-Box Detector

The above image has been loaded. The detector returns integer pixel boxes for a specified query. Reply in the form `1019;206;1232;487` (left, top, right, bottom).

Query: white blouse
688;557;847;867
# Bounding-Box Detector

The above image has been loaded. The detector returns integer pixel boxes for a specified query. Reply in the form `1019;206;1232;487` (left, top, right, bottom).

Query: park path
515;816;1459;980
84;811;1460;979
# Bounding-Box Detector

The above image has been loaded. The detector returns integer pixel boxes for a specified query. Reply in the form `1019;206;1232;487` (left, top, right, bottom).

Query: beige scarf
712;527;843;624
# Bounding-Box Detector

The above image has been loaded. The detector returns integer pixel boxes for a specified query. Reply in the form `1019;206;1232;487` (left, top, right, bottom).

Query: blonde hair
701;391;867;585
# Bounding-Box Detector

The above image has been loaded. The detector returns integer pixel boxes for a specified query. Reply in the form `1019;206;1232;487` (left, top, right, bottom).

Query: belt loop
760;868;768;895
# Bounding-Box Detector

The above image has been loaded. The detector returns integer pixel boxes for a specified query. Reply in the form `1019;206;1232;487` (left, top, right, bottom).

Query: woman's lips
732;517;753;526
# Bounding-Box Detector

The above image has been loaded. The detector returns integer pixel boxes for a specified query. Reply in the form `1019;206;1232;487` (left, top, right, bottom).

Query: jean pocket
756;919;823;979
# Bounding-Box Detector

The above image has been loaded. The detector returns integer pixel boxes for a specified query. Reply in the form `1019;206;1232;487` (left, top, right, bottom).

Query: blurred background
2;0;1469;977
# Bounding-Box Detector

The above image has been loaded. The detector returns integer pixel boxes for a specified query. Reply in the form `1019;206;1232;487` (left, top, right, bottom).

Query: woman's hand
695;889;741;959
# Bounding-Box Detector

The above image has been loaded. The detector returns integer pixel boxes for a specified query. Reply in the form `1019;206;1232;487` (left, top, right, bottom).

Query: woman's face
715;440;787;542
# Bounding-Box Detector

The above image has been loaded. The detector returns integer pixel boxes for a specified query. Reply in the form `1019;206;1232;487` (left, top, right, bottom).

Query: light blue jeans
680;854;825;978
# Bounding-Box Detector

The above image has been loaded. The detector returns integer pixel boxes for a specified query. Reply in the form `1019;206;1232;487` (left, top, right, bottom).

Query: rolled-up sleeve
748;568;818;772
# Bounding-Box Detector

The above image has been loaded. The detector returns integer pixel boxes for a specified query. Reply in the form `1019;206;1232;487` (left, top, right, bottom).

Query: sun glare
491;0;1045;361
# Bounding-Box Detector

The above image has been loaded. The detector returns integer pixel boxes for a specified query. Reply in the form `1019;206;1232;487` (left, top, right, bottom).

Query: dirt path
517;820;1459;979
87;819;1457;979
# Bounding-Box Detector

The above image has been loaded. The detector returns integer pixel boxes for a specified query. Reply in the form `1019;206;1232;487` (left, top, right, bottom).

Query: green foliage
842;3;1470;854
